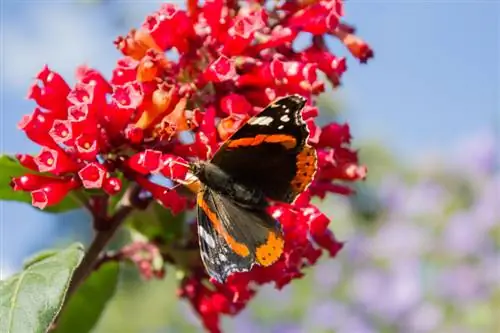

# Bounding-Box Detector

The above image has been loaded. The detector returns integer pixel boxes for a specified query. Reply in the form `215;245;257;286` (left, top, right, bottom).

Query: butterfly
189;94;317;282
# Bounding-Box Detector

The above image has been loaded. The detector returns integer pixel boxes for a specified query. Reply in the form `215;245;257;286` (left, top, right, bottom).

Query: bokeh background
1;1;498;332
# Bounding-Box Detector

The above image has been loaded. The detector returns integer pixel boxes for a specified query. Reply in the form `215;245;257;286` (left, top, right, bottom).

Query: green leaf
127;202;187;243
0;155;84;213
23;249;59;269
0;243;85;333
53;262;120;333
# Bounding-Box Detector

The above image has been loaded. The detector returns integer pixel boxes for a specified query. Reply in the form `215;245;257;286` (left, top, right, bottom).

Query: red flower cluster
11;0;371;332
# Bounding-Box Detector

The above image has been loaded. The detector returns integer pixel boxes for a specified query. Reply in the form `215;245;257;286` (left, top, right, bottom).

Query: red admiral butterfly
189;94;317;282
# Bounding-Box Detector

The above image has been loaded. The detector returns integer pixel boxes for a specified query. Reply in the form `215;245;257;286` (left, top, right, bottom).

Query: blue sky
1;1;498;276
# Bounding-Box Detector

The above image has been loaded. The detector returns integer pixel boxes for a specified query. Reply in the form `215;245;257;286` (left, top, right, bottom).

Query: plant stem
50;185;141;330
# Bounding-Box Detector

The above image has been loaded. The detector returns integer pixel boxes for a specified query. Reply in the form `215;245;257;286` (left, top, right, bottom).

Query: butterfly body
190;161;267;208
190;94;317;282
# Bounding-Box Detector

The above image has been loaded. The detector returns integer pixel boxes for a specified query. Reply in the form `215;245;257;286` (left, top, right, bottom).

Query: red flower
12;0;373;332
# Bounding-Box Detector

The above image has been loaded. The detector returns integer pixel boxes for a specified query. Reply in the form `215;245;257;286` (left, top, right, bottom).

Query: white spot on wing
248;116;274;126
219;253;227;262
278;125;284;130
198;225;216;248
280;115;290;123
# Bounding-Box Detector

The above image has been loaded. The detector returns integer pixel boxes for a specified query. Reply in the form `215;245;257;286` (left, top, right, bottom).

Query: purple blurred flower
404;180;446;216
406;302;443;333
349;268;386;310
454;130;497;176
305;301;340;331
370;220;430;260
313;260;342;293
376;260;422;321
443;212;489;257
437;264;484;302
271;323;304;333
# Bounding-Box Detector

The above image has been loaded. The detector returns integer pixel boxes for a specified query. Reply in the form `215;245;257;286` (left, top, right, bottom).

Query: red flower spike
219;93;252;115
78;162;108;189
160;154;189;181
103;177;122;195
35;147;80;174
111;57;139;86
49;119;73;144
204;56;237;83
31;180;79;210
14;1;374;331
10;174;60;191
16;154;39;171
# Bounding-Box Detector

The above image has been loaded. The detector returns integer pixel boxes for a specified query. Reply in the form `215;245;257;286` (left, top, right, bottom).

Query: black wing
196;186;284;282
210;94;317;203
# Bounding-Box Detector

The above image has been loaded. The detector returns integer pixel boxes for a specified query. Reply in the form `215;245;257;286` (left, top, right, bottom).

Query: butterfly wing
196;186;284;282
210;94;317;203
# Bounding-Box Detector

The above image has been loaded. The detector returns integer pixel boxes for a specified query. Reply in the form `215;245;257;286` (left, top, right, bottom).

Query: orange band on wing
290;145;317;194
197;192;250;257
227;134;297;149
255;231;284;266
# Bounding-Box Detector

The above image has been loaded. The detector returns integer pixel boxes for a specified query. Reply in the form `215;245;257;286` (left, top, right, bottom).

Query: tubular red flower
317;122;351;148
333;25;374;63
204;56;238;83
111;57;140;86
219;93;252;115
16;154;39;171
27;65;70;117
78;162;108;189
35;147;80;174
103;177;122;195
287;1;342;35
49;119;73;145
135;177;187;214
31;180;79;210
10;174;61;191
160;154;189;181
252;26;298;52
75;134;99;161
217;113;249;141
18;108;57;148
